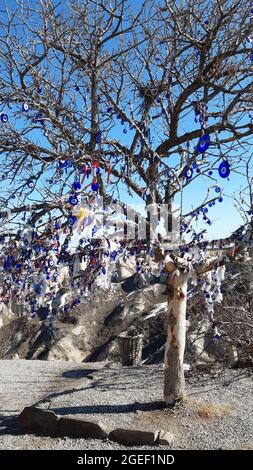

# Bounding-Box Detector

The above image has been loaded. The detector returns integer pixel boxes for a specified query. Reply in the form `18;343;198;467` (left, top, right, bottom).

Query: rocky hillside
0;254;252;367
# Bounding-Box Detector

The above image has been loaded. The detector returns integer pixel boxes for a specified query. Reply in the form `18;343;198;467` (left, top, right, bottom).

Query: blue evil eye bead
107;107;112;113
34;284;42;294
48;259;54;266
91;181;99;191
38;86;43;94
101;266;106;275
208;170;213;176
184;167;193;179
196;134;210;153
1;113;8;123
69;194;78;205
69;215;77;225
218;160;230;178
123;128;127;134
218;197;223;203
96;131;102;143
35;112;43;122
215;186;221;193
59;159;68;168
22;103;29;112
72;181;81;190
26;180;34;188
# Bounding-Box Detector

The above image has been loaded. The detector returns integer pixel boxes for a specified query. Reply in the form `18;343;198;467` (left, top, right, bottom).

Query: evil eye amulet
196;134;210;153
72;181;81;190
69;195;78;205
22;103;29;112
59;160;68;168
184;167;193;179
69;216;77;225
1;113;8;123
91;181;99;191
218;161;230;178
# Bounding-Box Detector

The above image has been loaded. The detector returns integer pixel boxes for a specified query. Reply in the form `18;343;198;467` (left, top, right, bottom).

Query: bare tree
0;0;252;404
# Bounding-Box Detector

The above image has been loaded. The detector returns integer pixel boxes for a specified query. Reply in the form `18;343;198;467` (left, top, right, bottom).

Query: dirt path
0;360;252;450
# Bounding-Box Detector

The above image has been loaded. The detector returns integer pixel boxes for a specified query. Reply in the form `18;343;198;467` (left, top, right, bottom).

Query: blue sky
0;0;252;242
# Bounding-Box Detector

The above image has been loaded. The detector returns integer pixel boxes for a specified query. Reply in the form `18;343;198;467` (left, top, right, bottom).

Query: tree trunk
164;269;188;404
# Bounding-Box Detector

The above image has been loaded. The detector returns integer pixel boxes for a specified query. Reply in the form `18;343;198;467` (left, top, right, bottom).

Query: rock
58;417;108;439
110;427;159;445
19;407;109;439
114;259;136;281
19;406;59;434
47;337;86;362
158;429;174;446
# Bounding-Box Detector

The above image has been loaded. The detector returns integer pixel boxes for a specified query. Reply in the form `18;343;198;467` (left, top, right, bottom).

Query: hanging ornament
69;195;78;206
22;103;29;112
196;134;210;153
68;216;77;225
96;131;102;144
91;180;99;191
218;161;230;178
59;160;68;169
0;113;8;123
35;112;44;123
72;181;81;190
26;180;34;189
184;167;193;179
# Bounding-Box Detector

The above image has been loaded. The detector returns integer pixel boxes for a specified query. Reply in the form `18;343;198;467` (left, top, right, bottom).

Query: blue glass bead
69;216;77;225
184;167;193;179
26;180;34;188
218;161;230;178
69;195;78;205
22;103;29;112
196;134;210;153
72;181;81;190
1;113;8;123
91;181;99;191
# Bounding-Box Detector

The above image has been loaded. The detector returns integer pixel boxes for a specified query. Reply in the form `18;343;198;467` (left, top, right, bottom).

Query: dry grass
195;402;233;420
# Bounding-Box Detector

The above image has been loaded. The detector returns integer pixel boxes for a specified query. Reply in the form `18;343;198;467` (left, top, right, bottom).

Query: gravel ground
0;360;252;450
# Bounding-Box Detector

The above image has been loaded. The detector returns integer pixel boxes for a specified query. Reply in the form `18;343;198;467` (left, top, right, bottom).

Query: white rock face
0;303;16;327
115;258;136;281
47;337;88;362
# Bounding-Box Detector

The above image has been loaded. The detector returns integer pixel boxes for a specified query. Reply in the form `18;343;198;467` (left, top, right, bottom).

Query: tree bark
164;269;188;404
